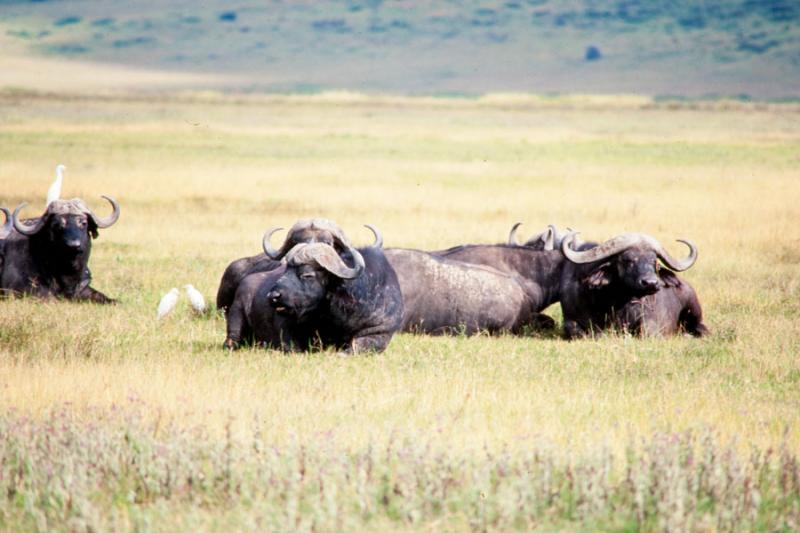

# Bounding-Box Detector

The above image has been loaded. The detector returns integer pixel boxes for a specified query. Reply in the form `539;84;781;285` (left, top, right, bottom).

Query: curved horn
84;195;120;228
364;224;383;248
508;222;522;246
542;225;557;251
655;238;698;272
562;233;644;264
295;243;365;279
262;227;285;259
0;207;10;235
565;228;584;249
12;203;47;236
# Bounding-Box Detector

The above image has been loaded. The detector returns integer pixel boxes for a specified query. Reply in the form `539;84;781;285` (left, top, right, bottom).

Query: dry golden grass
1;90;799;464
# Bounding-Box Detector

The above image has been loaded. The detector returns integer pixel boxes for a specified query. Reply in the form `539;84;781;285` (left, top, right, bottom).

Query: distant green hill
2;0;798;98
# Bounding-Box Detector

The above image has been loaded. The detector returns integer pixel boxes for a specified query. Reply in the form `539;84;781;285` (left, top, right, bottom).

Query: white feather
46;164;66;207
157;288;180;320
184;284;207;314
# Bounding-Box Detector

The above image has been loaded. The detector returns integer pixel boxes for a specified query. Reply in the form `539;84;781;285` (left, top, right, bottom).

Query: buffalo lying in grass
225;226;403;353
216;218;354;314
425;224;593;331
384;248;542;335
1;197;120;303
560;233;708;338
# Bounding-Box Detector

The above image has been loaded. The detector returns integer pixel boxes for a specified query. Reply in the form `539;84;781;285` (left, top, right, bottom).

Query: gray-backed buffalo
384;248;540;334
559;233;708;338
422;224;590;331
1;197;120;303
225;226;403;353
216;218;354;314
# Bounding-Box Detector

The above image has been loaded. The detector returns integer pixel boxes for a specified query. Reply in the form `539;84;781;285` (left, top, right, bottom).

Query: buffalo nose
65;239;82;249
267;290;281;303
640;277;659;290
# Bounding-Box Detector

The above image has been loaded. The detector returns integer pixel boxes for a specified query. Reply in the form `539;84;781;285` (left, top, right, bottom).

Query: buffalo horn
542;225;557;251
562;232;698;271
11;203;47;236
364;224;383;248
655;239;698;272
290;243;365;279
0;207;11;235
262;227;285;259
84;195;120;228
508;222;522;246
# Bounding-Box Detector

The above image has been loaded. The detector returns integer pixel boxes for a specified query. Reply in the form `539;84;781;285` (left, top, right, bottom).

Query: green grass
0;91;799;530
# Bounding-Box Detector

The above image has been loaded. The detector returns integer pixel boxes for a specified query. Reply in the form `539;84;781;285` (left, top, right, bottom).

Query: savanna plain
0;91;799;531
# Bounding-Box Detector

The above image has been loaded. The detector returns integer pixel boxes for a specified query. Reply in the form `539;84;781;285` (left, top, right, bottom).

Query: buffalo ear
582;262;613;290
88;219;99;239
659;268;681;288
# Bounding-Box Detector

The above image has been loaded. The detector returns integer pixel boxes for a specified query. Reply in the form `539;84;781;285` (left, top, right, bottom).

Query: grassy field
1;90;799;530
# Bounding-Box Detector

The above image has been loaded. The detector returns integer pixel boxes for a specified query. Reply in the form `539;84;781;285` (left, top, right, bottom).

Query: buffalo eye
300;272;316;280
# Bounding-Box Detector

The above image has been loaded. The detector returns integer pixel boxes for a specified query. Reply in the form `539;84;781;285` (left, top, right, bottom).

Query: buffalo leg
679;302;709;337
346;332;394;354
224;299;251;350
78;286;116;305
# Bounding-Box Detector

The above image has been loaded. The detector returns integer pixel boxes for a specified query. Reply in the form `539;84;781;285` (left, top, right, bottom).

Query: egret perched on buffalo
46;164;66;207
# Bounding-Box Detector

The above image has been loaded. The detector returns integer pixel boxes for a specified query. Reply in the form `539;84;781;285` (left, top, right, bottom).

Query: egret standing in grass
46;164;66;207
184;284;207;314
157;288;180;320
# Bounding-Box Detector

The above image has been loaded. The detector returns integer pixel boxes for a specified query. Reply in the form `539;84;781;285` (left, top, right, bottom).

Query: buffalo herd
0;196;708;353
217;218;708;352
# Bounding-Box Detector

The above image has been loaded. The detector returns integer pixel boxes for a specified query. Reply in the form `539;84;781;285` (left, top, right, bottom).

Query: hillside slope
1;0;799;97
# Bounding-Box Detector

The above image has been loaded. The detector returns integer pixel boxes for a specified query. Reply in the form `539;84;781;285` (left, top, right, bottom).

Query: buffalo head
562;232;697;296
261;218;358;260
267;225;381;320
12;196;120;270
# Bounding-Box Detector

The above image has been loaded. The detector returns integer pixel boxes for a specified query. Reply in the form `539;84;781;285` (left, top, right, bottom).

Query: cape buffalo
225;226;403;354
559;232;708;338
224;265;309;350
423;224;591;331
1;197;120;303
384;248;540;335
216;218;355;314
613;270;709;337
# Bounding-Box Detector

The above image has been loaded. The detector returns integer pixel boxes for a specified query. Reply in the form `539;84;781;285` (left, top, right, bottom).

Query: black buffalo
223;265;314;350
384;248;540;335
216;218;355;314
225;226;403;353
559;232;708;338
1;197;120;303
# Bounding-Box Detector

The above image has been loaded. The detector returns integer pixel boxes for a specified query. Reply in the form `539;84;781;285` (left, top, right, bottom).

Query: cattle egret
46;164;66;207
157;288;180;320
184;284;207;314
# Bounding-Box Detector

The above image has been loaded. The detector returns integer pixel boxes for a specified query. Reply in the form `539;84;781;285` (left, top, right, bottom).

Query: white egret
184;284;207;314
46;164;66;207
157;288;180;320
